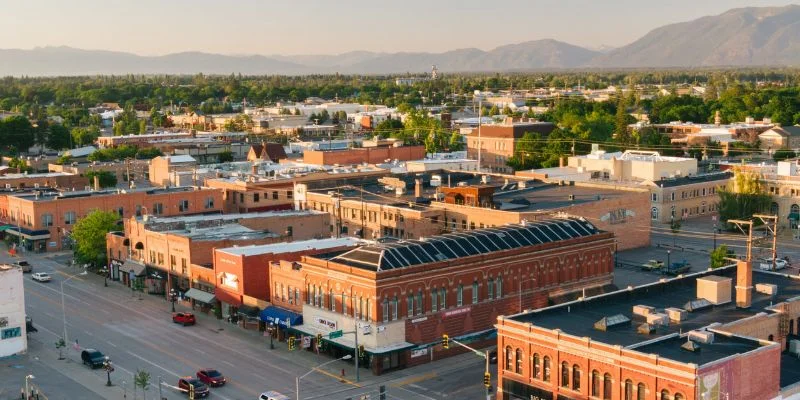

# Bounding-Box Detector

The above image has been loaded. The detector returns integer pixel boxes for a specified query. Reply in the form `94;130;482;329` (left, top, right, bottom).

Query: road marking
390;372;437;387
84;330;94;337
221;360;235;367
43;311;55;318
106;341;117;348
313;367;360;387
126;351;181;378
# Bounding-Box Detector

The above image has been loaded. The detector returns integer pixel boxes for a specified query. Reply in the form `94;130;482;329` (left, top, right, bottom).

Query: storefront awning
789;212;799;221
0;224;14;232
237;304;260;318
6;227;50;240
123;260;147;277
185;288;216;304
290;323;415;355
259;306;302;328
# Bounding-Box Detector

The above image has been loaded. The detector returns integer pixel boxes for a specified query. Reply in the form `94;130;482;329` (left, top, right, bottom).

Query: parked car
31;272;51;282
81;349;106;369
663;260;691;276
172;312;196;326
178;377;210;398
259;391;290;400
196;368;226;386
759;258;788;271
641;259;664;272
14;260;32;273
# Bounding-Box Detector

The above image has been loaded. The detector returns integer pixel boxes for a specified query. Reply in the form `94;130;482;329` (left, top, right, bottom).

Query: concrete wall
0;266;26;357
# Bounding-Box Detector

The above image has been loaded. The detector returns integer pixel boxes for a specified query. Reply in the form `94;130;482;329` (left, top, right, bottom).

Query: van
259;391;290;400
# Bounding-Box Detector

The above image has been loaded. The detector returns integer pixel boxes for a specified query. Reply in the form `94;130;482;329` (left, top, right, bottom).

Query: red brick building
270;217;615;375
302;145;426;166
495;262;799;400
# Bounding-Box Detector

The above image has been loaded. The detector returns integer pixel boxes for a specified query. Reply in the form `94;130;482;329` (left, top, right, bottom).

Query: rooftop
140;210;323;227
575;150;695;163
653;171;731;188
217;237;363;257
509;267;800;365
11;185;212;202
326;217;602;272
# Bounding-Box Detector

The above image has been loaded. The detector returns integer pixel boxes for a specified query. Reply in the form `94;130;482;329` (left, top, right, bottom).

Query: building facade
466;119;556;174
0;265;26;357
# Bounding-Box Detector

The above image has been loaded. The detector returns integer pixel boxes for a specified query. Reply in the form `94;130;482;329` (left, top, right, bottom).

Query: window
281;284;285;301
382;299;389;323
624;380;633;400
306;284;311;304
487;278;494;300
472;281;479;304
670;192;675;201
341;293;348;315
272;191;278;200
320;288;325;309
572;365;580;391
515;349;523;374
1;327;21;339
603;374;612;400
496;277;502;298
637;383;646;400
64;211;77;225
330;290;336;312
661;389;670;400
117;207;124;217
651;193;657;202
365;299;370;321
170;255;176;271
592;370;600;397
41;213;53;228
179;200;189;212
135;205;142;217
254;193;260;202
181;258;187;276
543;357;551;382
391;296;398;320
674;394;684;400
153;203;164;215
561;362;570;388
294;288;299;305
439;287;446;309
407;294;414;317
457;285;463;306
431;289;438;313
205;197;215;209
356;297;362;319
275;283;280;300
533;354;541;379
415;290;422;316
505;346;513;371
287;190;293;199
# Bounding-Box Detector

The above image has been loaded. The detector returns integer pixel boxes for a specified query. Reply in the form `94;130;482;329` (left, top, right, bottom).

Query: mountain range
2;5;800;76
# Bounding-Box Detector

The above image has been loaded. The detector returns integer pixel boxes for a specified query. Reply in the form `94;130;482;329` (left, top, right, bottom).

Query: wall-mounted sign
442;307;471;319
411;316;428;324
411;347;428;358
600;209;635;225
314;316;337;330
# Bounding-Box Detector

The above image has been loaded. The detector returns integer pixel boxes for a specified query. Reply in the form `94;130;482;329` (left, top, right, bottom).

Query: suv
172;312;196;326
81;349;106;369
31;272;51;282
178;377;209;398
15;260;32;273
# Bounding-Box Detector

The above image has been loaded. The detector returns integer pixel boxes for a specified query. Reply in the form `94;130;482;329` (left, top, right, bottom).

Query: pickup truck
641;260;664;271
663;261;691;276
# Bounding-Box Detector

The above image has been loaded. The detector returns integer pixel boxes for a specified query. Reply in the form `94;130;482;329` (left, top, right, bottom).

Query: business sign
314;316;337;330
302;336;311;349
411;316;428;324
410;347;428;358
360;324;372;335
442;307;471;319
600;209;635;225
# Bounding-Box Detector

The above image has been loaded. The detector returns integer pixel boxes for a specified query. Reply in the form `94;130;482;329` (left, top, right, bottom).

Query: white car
759;259;788;271
259;391;290;400
31;272;51;282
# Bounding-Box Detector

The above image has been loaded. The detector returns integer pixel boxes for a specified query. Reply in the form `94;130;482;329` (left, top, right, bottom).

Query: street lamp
24;375;34;400
295;354;352;400
267;323;275;349
169;288;177;312
101;267;109;287
667;250;671;273
61;270;88;345
103;356;114;386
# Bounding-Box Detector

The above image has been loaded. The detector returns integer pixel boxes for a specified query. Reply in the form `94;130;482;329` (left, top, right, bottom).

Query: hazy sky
2;0;798;55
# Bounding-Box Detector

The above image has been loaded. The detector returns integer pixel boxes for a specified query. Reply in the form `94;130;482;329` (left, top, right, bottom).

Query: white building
0;265;27;357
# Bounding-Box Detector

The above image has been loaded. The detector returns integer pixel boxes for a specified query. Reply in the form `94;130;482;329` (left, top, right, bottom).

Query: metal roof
329;217;600;271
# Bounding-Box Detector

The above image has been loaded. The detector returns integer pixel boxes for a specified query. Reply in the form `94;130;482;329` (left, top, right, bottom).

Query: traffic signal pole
448;337;492;399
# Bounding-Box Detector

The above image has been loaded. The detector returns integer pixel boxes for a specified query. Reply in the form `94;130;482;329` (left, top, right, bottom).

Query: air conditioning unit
34;183;40;188
4;184;11;189
688;330;714;344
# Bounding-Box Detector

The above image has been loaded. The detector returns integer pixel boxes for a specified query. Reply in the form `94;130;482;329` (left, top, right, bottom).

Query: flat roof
11;185;213;202
217;237;363;256
510;267;800;365
0;172;75;180
141;210;323;226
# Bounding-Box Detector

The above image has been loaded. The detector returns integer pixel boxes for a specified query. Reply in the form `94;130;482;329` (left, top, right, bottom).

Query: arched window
603;374;612;400
561;362;570;388
792;204;800;214
543;356;551;382
515;349;523;374
770;202;779;216
533;354;541;379
637;383;646;400
661;389;670;400
651;207;659;220
624;379;633;400
505;346;513;371
572;364;581;391
674;393;684;400
591;370;600;397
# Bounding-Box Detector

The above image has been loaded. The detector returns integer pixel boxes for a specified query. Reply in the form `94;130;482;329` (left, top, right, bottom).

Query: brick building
0;186;222;252
0;172;88;190
214;237;362;321
495;262;800;400
466;119;556;173
302;145;426;166
270;217;615;375
106;210;331;301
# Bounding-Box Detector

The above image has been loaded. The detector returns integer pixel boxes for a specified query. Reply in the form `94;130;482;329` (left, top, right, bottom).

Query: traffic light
189;383;195;400
483;372;491;388
288;336;296;351
442;334;449;349
358;345;365;358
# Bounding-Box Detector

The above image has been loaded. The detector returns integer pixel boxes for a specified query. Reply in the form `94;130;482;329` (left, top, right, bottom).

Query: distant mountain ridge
2;5;800;76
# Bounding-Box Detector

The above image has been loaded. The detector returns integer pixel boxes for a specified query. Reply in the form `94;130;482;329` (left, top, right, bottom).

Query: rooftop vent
594;314;631;331
684;298;713;313
681;340;701;352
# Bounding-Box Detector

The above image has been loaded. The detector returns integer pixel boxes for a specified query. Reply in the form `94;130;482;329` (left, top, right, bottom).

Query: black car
81;349;106;369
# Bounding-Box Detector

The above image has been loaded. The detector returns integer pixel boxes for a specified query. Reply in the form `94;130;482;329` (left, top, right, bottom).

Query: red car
172;312;196;326
178;377;209;398
196;368;226;386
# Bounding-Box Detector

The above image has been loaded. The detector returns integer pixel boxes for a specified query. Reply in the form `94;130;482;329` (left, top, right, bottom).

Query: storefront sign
314;316;337;330
48;241;56;247
302;336;311;349
442;307;470;319
410;347;428;358
360;323;372;335
411;316;428;324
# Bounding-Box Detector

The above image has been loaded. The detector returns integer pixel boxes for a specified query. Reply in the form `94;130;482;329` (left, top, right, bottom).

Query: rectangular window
1;327;21;339
117;207;124;217
457;285;463;307
153;203;164;215
273;191;279;200
254;193;260;202
179;200;189;212
294;288;299;305
342;294;348;316
472;282;479;304
415;291;423;316
488;278;494;300
330;291;336;312
431;289;438;313
356;297;362;320
205;197;215;209
391;297;398;321
170;255;176;271
365;299;370;321
135;205;142;217
287;190;293;199
439;288;446;309
181;258;187;275
382;300;389;323
239;193;244;203
41;213;53;228
496;277;502;298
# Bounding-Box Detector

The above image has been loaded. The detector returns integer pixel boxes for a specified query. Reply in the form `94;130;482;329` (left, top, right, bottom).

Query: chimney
93;175;100;191
252;164;259;176
735;260;753;308
714;111;721;126
414;179;422;198
559;156;565;168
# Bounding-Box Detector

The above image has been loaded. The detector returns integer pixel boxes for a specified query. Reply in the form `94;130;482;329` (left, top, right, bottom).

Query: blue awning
259;306;302;328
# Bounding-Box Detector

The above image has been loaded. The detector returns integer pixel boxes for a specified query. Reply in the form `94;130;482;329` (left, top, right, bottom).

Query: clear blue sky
2;0;797;55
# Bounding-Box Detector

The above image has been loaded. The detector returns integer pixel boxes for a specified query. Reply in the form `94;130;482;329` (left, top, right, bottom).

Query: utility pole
728;219;754;261
754;214;779;270
477;100;482;172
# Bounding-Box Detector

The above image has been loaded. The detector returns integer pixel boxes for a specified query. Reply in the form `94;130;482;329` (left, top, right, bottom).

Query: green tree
71;126;100;146
113;107;140;136
134;147;163;160
506;132;545;171
7;157;32;173
223;114;251;131
710;245;731;269
488;105;499;116
614;95;633;144
773;148;796;161
718;168;772;226
47;123;72;150
375;117;404;138
71;210;120;267
86;171;118;188
134;369;151;400
0;116;35;152
448;131;464;151
218;150;234;163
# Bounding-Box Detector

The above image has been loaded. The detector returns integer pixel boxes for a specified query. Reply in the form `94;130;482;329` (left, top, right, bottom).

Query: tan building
759;126;800;150
567;150;697;182
647;172;730;224
148;155;198;187
466;119;556;174
49;160;150;188
302;145;426;166
97;132;192;148
0;186;222;252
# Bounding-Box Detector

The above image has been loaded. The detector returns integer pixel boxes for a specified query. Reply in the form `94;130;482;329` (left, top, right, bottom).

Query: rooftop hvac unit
789;340;800;356
34;183;40;188
688;330;714;344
